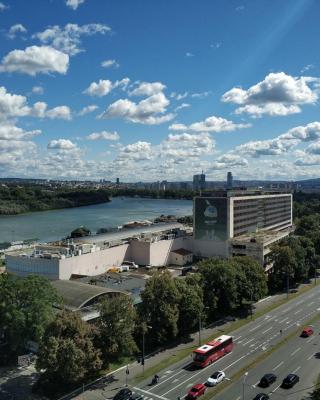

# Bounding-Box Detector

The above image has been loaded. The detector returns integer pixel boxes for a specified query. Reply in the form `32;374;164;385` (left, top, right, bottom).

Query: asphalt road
131;285;320;400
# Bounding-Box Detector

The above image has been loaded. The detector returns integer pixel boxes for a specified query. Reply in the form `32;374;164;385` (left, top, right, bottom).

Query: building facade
193;173;206;191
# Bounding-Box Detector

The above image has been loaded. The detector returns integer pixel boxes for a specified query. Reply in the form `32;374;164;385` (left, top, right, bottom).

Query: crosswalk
132;387;170;400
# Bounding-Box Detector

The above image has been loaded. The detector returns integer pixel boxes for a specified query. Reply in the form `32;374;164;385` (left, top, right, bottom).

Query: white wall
149;237;191;266
130;241;150;265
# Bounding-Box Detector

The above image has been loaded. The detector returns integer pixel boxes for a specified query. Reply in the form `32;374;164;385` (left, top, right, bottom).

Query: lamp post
141;323;152;376
198;306;209;346
242;371;248;400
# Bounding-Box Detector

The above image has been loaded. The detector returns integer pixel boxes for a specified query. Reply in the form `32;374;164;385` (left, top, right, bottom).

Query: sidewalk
61;289;293;400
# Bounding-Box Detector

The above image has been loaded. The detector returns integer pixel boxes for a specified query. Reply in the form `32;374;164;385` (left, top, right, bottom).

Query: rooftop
231;228;292;245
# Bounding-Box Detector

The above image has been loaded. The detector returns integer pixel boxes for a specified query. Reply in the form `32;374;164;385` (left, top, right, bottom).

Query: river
0;197;193;243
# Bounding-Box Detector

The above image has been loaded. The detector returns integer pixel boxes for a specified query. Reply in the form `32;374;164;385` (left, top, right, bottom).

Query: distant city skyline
1;0;320;181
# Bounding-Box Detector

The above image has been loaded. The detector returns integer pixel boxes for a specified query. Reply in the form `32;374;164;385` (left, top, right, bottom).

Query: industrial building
192;189;292;268
6;223;193;280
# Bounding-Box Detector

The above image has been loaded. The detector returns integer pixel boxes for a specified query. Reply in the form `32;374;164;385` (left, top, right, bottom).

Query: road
130;285;320;400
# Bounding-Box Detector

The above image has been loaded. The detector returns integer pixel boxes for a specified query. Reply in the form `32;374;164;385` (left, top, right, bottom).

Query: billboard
194;197;228;241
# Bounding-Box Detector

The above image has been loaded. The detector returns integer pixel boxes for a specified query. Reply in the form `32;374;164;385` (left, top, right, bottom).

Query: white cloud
305;141;320;155
209;154;248;170
235;137;297;157
186;52;194;57
295;155;320;166
175;103;190;111
0;122;41;140
210;42;221;49
279;122;320;142
130;82;166;96
117;141;153;161
0;86;30;120
170;92;188;100
7;24;27;39
100;92;175;125
301;64;315;74
222;72;319;117
33;23;111;56
46;106;71;120
78;105;98;116
32;86;44;95
169;115;250;133
66;0;85;10
101;59;119;69
0;2;8;12
87;131;120;141
190;91;211;99
47;139;76;150
84;78;129;97
0;46;69;76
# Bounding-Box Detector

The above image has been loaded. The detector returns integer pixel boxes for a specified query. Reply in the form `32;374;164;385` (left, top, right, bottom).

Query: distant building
116;178;120;184
193;173;206;191
227;172;233;189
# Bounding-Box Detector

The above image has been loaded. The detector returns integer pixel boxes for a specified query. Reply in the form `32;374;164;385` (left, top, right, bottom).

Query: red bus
192;335;233;368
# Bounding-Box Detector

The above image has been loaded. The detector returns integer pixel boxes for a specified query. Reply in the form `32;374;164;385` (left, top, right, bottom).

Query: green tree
230;256;268;305
0;274;61;357
198;258;238;318
139;271;180;344
175;274;204;336
269;245;296;292
97;295;137;366
36;310;102;391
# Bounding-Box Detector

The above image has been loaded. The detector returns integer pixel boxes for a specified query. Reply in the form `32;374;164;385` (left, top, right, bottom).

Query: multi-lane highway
131;285;320;400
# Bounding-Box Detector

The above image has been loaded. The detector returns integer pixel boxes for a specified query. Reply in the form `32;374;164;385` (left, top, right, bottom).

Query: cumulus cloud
66;0;85;10
117;141;153;161
129;82;166;96
0;46;69;76
279;122;320;142
305;141;320;155
78;105;98;116
32;86;44;95
87;131;120;141
222;72;319;117
7;24;27;39
0;122;41;140
0;2;8;12
47;139;76;150
295;155;320;166
46;106;71;120
101;59;119;68
84;78;129;97
169;115;250;133
100;92;175;125
33;23;111;56
209;154;248;170
0;86;30;120
161;132;215;161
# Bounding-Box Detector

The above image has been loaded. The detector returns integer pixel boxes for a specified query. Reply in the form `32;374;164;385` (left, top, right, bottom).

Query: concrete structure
6;223;192;280
170;248;193;266
193;173;206;191
192;190;292;267
227;172;233;189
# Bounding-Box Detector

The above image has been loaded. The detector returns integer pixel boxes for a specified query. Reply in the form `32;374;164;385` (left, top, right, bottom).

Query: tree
269;245;296;292
70;226;91;238
230;256;268;305
36;310;102;391
97;295;137;366
175;274;204;336
139;271;180;344
198;258;238;318
0;274;61;358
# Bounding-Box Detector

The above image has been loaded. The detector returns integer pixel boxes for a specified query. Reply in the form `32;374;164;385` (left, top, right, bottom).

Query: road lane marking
278;317;289;323
262;327;273;334
307;336;315;343
249;324;262;332
291;347;301;356
223;355;247;371
235;397;241;400
134;387;169;400
233;336;242;341
242;338;255;346
307;353;315;360
150;369;185;388
294;309;302;315
271;384;281;393
273;361;284;370
292;366;301;374
309;301;315;305
253;380;260;387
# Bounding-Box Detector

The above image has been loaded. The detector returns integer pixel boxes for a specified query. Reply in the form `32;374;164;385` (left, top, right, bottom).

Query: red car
301;326;314;337
186;384;206;399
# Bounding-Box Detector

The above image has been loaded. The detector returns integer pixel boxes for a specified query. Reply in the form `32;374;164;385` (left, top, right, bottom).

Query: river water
0;197;193;243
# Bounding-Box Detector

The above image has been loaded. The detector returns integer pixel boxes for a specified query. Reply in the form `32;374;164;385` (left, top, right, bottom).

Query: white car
121;261;138;269
206;371;225;386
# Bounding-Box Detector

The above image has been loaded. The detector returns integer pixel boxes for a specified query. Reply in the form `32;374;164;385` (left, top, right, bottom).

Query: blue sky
1;0;320;181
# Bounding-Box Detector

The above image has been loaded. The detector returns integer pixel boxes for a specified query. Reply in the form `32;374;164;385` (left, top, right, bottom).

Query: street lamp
198;306;209;346
242;371;248;400
141;323;152;376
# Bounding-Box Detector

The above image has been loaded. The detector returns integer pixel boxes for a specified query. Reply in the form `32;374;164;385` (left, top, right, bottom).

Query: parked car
186;384;206;399
281;374;299;388
253;394;269;400
259;373;277;387
113;388;132;400
122;261;138;269
301;326;314;337
206;371;225;386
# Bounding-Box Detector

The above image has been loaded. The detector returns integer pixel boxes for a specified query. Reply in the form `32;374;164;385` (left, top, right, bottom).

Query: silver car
206;371;225;386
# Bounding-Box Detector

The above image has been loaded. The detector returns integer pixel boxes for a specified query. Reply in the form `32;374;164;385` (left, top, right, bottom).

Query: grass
133;282;317;383
200;312;320;400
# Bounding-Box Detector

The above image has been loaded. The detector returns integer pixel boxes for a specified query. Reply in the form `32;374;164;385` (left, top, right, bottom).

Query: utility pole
242;371;248;400
286;264;289;299
198;314;201;346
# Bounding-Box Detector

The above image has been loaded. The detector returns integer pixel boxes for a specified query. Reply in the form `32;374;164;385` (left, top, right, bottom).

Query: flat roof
51;280;127;310
73;222;185;244
231;228;291;245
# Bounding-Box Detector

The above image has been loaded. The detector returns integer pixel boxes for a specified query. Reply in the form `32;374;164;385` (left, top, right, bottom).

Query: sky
1;0;320;182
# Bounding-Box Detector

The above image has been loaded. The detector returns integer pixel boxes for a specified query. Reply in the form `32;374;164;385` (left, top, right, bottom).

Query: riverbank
0;186;111;215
